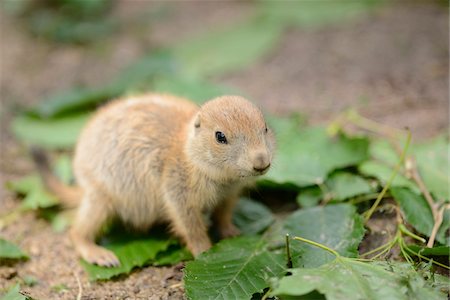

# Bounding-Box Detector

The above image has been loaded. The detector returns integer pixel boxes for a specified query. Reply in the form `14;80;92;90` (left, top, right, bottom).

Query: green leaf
271;259;447;300
232;198;274;235
153;245;192;266
413;136;449;201
152;76;234;105
173;18;282;78
279;204;365;268
32;86;120;118
407;245;450;256
80;231;173;281
296;186;323;208
112;51;176;92
12;112;90;149
391;187;449;245
6;175;59;209
184;236;286;300
259;0;382;28
266;120;369;187
358;139;420;193
0;238;28;260
54;154;74;185
359;160;419;192
1;284;27;300
326;172;374;201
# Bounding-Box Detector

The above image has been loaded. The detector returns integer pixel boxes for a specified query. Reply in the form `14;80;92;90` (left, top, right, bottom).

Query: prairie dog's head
185;95;275;181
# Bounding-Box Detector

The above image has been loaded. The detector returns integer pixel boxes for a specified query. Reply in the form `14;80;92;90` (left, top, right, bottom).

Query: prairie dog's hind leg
70;191;119;267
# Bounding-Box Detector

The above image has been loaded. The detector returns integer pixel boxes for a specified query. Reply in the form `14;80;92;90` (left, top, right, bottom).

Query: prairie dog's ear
194;113;201;128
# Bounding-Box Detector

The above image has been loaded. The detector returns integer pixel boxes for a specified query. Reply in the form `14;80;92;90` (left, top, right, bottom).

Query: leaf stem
364;130;412;223
398;224;426;244
293;236;340;258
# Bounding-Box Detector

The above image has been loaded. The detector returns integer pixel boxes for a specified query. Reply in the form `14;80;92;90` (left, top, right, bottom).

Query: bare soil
0;2;448;299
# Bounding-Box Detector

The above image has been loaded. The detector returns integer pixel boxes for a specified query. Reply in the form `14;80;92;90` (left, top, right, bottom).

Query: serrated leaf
326;172;374;201
233;198;274;235
279;204;365;268
12;112;90;149
80;231;173;281
413;136;449;201
6;175;59;209
391;187;449;245
0;238;28;260
266;120;369;187
173;18;282;78
1;284;27;300
271;259;447;300
184;236;286;300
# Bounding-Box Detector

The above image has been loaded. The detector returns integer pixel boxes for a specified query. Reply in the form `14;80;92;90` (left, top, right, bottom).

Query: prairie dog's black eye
215;131;227;144
265;127;268;133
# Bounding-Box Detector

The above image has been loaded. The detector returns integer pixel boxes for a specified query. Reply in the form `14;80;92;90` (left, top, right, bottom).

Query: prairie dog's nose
252;152;271;172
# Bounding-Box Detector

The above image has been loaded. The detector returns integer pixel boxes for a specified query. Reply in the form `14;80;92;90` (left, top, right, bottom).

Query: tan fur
36;93;275;267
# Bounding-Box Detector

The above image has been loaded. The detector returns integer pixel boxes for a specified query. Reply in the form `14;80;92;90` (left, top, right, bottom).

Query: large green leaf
266;119;369;187
81;231;173;281
12;112;90;149
173;18;282;78
271;259;447;300
278;204;365;268
391;187;449;246
413;136;449;201
0;238;28;260
6;175;59;209
184;236;286;300
232;198;274;235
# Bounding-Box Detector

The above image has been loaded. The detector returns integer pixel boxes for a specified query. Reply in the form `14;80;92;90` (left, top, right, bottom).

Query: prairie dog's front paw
80;244;120;267
219;223;241;238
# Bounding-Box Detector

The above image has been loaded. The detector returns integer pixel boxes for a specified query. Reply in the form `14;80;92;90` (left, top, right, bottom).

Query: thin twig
74;271;83;300
406;157;438;219
405;156;443;248
426;204;449;248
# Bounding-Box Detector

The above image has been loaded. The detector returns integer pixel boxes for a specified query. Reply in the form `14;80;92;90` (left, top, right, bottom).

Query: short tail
30;147;82;208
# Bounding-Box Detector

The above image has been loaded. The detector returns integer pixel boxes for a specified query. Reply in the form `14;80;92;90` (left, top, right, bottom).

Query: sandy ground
0;1;448;299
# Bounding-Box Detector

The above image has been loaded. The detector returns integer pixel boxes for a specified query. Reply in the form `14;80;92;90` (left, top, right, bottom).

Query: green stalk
293;236;340;258
364;130;412;222
398;224;426;244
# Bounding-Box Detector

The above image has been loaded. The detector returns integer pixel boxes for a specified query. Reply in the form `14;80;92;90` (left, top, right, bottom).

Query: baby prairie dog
32;94;275;267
